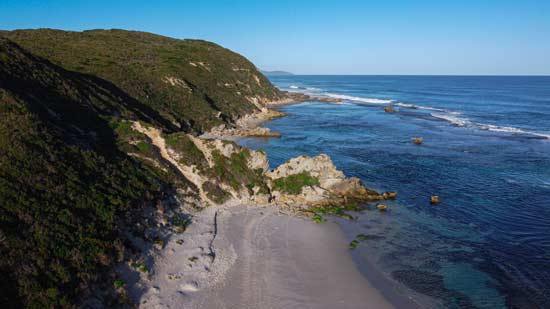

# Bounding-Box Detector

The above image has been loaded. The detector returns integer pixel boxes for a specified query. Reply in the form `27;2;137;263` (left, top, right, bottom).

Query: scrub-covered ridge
0;30;379;307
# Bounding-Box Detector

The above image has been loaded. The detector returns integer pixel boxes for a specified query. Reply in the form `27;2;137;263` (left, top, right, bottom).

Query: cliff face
2;29;285;133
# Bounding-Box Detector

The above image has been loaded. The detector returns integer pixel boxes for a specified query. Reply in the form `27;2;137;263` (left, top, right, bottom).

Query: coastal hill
0;36;171;307
261;70;294;76
0;30;378;307
2;29;285;133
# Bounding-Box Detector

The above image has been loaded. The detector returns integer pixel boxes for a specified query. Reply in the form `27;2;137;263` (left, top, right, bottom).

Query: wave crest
325;93;394;104
431;113;550;139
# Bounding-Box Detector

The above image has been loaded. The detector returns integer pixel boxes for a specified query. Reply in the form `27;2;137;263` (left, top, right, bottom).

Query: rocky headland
202;91;343;139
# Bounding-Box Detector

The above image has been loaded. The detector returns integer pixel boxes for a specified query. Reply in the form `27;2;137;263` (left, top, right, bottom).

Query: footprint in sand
180;281;200;292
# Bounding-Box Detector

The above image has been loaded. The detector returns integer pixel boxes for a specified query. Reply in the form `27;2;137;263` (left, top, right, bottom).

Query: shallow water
239;76;550;308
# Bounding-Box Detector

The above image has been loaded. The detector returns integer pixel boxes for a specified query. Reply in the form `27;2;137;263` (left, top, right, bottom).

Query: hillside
0;37;175;307
0;30;376;308
2;29;284;133
0;30;287;308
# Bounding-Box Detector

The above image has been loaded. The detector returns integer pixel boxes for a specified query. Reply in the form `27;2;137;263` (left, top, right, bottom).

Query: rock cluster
265;154;381;209
270;91;343;106
205;108;285;138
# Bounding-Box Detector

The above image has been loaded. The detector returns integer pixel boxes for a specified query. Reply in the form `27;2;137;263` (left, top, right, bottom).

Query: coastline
131;205;395;308
219;96;428;309
196;206;394;309
121;95;417;308
201;92;343;140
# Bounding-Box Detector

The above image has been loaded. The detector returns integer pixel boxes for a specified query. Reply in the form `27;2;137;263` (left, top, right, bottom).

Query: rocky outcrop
133;120;382;211
269;91;343;106
265;154;381;209
377;204;388;211
203;90;346;140
384;106;396;113
204;108;285;139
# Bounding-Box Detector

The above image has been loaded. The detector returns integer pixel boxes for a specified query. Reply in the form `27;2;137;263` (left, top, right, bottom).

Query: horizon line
267;73;550;77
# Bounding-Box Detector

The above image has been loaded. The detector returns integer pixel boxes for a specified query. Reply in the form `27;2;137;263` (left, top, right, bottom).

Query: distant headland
261;70;294;76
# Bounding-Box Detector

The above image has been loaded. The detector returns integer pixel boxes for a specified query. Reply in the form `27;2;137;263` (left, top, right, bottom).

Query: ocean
238;76;550;308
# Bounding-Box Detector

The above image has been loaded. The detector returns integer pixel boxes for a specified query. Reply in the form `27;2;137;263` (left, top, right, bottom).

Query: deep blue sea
239;76;550;308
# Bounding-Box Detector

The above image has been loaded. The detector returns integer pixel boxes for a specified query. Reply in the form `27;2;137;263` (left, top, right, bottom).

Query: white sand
124;204;393;308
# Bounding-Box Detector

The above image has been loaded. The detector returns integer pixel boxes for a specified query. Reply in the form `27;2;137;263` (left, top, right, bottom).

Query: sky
1;0;549;75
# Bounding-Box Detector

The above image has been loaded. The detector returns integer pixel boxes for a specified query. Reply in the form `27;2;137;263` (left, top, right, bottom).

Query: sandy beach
125;205;393;308
194;206;393;309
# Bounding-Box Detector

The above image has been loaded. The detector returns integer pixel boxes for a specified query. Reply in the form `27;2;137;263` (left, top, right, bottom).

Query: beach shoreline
189;205;395;309
121;93;422;308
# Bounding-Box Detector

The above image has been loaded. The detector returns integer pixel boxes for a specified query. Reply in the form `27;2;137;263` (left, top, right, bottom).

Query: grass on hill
2;29;284;133
272;171;320;195
0;37;169;308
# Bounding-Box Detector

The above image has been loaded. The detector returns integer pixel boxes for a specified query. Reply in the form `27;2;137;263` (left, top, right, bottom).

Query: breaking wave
325;93;394;104
431;113;550;139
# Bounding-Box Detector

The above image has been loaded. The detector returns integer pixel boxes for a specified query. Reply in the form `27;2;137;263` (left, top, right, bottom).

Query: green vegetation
114;279;125;289
164;133;208;168
312;214;326;224
207;149;268;195
308;202;361;223
153;238;165;249
272;171;319;195
136;141;153;154
357;234;370;241
2;29;283;133
0;29;282;307
171;214;192;234
0;37;164;308
349;240;360;250
131;261;148;273
202;181;231;204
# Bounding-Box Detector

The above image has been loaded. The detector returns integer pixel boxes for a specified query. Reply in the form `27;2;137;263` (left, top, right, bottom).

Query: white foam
289;85;299;89
395;102;450;112
306;87;321;91
479;124;550;139
431;112;472;127
395;102;418;109
325;93;394;104
431;113;550;139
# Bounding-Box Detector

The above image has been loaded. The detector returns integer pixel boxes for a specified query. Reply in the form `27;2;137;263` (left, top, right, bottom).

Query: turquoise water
239;76;550;308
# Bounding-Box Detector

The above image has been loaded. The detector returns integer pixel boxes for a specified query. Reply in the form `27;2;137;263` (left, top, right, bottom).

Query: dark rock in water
278;91;343;104
412;137;423;145
383;191;397;199
377;204;388;211
384;106;396;113
430;195;441;204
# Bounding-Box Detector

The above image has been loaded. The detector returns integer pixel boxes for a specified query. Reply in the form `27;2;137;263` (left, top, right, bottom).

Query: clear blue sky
1;0;549;75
